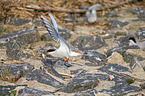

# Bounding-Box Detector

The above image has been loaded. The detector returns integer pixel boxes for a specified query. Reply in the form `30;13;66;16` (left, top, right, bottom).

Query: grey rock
71;35;107;51
134;28;145;40
105;12;118;17
74;73;110;81
123;51;145;69
143;66;145;71
98;68;145;81
130;8;145;19
99;83;141;95
98;64;131;73
123;51;145;63
109;20;129;28
140;83;145;89
0;25;4;32
130;8;145;16
6;48;31;60
112;77;128;85
74;89;97;96
106;46;140;57
41;29;71;41
0;28;41;47
18;87;54;96
0;64;34;82
4;18;31;26
114;36;131;47
0;85;26;96
131;18;145;21
25;69;65;88
82;50;107;66
70;69;87;75
33;19;45;27
61;79;98;93
41;58;65;79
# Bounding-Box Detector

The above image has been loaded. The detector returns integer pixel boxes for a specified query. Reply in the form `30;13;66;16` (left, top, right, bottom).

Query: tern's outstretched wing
89;4;100;10
80;6;89;10
41;14;59;42
48;13;59;34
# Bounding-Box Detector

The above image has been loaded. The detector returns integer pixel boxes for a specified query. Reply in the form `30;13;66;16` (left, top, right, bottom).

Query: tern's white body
129;39;145;50
41;14;81;59
49;36;81;58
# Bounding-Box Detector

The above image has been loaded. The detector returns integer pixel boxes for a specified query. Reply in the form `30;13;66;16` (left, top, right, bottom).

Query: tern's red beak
126;39;129;41
44;52;49;55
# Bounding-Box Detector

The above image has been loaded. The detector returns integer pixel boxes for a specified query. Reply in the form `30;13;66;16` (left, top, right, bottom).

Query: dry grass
0;0;144;20
0;0;144;31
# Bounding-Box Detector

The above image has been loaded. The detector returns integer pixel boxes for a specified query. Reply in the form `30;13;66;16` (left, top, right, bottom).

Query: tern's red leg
64;58;69;62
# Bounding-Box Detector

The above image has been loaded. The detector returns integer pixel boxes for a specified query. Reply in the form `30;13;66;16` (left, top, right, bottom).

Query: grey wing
89;4;100;10
48;13;59;34
41;14;59;42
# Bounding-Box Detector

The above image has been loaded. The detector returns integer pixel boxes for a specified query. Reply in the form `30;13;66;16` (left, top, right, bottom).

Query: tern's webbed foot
64;61;72;67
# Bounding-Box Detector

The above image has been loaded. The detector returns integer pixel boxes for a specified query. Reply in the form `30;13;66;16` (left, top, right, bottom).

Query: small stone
103;34;117;39
107;52;125;64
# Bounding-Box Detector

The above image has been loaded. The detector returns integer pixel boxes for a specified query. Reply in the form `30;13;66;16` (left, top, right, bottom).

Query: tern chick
81;4;100;23
41;13;82;64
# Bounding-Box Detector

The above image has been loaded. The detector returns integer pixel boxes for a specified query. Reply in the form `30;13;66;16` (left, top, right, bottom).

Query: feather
41;15;59;42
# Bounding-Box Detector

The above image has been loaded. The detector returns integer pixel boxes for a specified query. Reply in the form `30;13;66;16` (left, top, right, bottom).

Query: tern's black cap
129;37;136;43
47;49;56;52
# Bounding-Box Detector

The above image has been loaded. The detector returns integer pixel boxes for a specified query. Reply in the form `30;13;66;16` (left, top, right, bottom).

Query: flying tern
81;4;100;23
41;13;81;64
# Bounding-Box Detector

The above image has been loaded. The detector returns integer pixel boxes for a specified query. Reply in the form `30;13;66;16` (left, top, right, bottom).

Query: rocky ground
0;1;145;96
